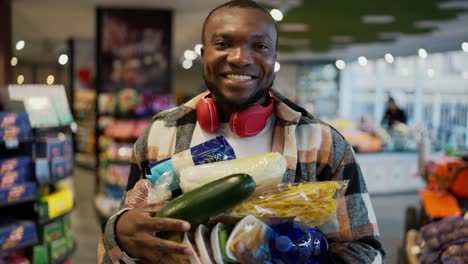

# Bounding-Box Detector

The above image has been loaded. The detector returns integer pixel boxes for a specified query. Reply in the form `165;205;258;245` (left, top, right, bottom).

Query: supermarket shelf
51;242;76;264
0;196;37;208
33;125;73;135
37;206;74;226
38;174;73;188
0;237;39;254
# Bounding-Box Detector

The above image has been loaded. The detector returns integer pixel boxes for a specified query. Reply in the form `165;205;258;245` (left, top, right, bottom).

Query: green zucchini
156;173;256;227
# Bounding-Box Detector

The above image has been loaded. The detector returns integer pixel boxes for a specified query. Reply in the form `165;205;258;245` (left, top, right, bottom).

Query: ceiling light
184;50;197;61
335;60;346;70
278;37;310;46
274;61;280;72
358;56;368;66
280;23;308;32
194;44;203;56
427;69;435;78
418;48;428;59
17;75;24;85
58;54;69;65
16;40;25;50
462;42;468;53
385;53;394;64
330;35;353;43
414;20;439;29
182;60;193;69
378;32;402;40
270;9;283;21
361;15;395;24
10;57;18;67
46;75;55;85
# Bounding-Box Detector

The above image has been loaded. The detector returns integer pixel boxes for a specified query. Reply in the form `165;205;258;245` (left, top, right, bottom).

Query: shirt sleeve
323;143;386;263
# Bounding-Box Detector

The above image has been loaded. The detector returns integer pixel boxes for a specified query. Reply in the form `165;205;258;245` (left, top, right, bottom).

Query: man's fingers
146;217;191;232
150;236;192;255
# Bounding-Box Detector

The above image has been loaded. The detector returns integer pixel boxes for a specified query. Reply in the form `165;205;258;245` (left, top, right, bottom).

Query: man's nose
226;47;253;67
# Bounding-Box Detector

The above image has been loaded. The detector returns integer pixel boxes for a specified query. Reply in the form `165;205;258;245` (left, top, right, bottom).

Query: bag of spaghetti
229;180;348;228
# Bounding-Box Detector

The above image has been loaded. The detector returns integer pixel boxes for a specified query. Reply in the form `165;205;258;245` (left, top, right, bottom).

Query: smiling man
98;1;386;263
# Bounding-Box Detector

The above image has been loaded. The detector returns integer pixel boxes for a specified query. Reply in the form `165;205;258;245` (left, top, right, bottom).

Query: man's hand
115;207;191;263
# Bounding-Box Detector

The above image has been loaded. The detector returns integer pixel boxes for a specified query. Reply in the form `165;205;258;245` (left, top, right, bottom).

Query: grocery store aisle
372;192;420;264
71;166;100;264
69;165;420;264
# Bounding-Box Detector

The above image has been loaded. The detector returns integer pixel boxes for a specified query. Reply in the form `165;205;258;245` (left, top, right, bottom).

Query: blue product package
0;167;32;189
0;157;32;174
0;220;38;250
146;136;236;190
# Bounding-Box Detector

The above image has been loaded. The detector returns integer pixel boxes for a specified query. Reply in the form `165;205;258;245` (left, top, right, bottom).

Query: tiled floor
69;166;420;264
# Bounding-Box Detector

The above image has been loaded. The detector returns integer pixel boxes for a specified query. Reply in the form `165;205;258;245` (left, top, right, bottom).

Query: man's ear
201;46;205;61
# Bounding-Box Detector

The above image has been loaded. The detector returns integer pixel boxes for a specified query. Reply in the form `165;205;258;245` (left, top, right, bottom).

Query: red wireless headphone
196;92;274;137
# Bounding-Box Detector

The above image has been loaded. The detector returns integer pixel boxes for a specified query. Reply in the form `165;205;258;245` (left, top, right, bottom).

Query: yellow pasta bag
230;180;348;227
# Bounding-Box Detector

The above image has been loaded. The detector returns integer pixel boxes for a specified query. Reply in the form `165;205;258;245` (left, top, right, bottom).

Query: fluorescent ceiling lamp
17;75;24;84
378;32;403;40
278;37;309;46
47;75;55;85
270;9;283;21
462;42;468;53
274;61;281;72
361;14;395;24
335;60;346;70
182;60;193;69
358;56;368;66
280;23;308;32
385;53;394;64
10;57;18;67
58;54;68;65
330;35;353;43
418;48;428;59
16;40;25;50
184;50;197;61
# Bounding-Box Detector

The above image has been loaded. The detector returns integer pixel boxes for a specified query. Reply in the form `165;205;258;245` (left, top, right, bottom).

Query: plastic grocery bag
230;181;348;228
124;171;173;209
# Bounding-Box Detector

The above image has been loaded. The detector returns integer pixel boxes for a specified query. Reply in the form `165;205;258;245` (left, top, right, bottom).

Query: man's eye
256;44;269;50
215;41;227;47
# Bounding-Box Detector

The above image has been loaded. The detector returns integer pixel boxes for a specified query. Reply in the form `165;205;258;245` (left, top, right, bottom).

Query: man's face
201;7;277;108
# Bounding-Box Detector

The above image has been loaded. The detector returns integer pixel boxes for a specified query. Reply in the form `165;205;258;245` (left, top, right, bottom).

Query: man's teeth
226;74;252;81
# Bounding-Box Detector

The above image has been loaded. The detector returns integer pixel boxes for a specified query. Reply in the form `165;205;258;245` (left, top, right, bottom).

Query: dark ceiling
263;0;468;52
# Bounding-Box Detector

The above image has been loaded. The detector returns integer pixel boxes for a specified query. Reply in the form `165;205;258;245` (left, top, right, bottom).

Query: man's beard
203;77;274;113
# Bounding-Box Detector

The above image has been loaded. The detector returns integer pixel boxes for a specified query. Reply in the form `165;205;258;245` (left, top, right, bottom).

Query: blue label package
0;157;31;175
0;167;33;189
51;157;68;181
0;125;33;140
0;182;38;204
35;138;65;159
0;219;38;250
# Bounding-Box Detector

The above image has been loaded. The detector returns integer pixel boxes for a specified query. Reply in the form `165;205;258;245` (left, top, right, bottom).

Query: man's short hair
201;0;278;47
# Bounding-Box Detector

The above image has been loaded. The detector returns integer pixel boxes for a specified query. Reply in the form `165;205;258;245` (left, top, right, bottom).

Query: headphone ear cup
229;95;274;137
196;95;220;133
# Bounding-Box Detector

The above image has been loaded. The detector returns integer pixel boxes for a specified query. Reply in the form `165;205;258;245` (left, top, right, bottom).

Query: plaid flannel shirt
98;89;386;263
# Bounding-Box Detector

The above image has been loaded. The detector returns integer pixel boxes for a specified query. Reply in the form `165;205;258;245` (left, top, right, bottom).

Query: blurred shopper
98;1;386;263
382;97;407;129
